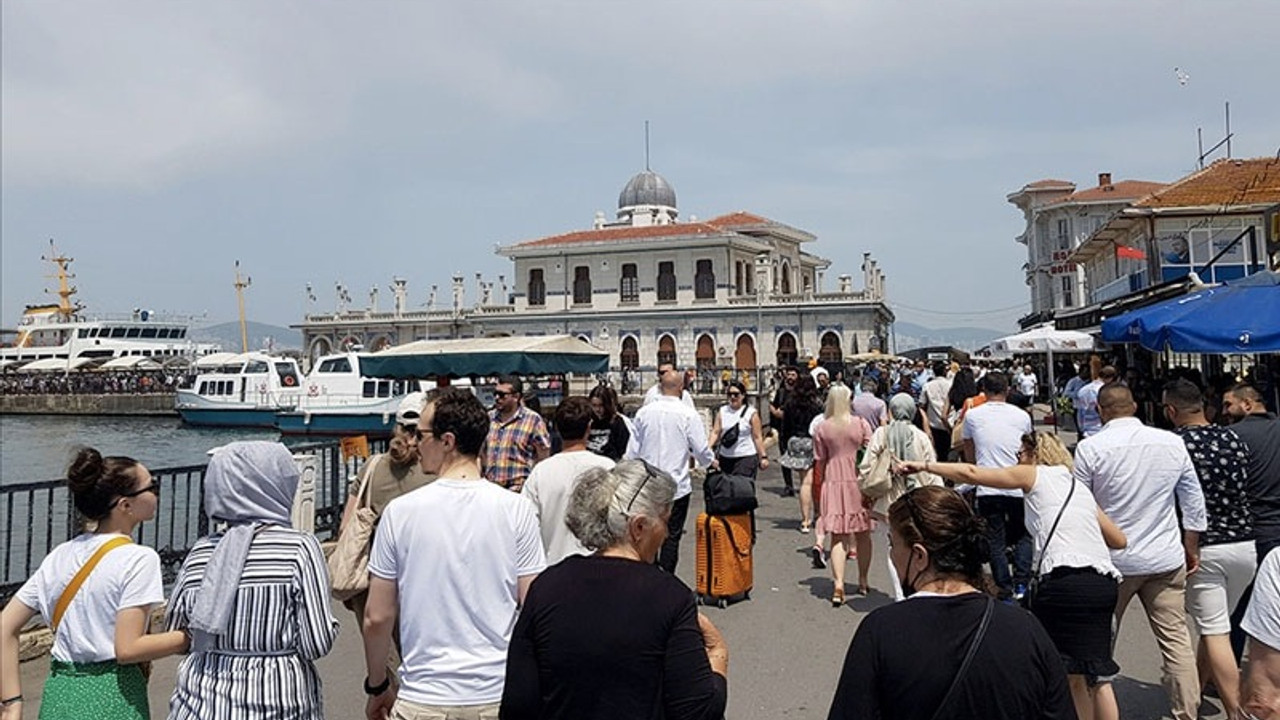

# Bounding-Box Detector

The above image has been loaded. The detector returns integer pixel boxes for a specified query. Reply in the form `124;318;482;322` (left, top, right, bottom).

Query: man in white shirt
960;372;1033;600
363;389;546;719
522;396;615;565
627;366;716;573
1073;384;1208;720
918;361;953;461
1014;364;1038;401
643;362;695;408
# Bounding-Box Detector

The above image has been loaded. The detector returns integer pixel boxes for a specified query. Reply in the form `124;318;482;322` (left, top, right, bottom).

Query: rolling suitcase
695;512;753;607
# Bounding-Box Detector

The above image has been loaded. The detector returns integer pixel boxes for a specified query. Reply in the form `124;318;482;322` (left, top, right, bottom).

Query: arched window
528;269;546;306
694;259;715;299
657;334;677;367
735;334;757;371
781;262;792;295
620;337;639;370
734;261;744;295
696;334;716;369
776;332;798;367
819;331;842;364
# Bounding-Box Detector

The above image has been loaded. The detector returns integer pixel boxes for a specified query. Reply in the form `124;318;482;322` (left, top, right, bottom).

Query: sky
3;2;1278;335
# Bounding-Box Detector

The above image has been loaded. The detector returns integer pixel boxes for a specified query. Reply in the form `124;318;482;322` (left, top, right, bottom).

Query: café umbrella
990;325;1097;405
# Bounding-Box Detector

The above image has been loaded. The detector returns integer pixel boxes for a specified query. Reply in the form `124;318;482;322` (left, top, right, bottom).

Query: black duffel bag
703;469;758;516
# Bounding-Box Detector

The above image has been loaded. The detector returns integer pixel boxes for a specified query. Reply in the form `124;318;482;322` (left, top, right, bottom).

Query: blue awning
1101;271;1280;353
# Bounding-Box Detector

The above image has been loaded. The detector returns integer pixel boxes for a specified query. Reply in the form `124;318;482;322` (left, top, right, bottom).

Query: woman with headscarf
812;384;876;605
859;393;943;600
165;441;339;720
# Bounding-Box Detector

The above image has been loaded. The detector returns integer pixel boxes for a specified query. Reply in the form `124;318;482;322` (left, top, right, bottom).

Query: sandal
831;587;845;607
799;523;811;534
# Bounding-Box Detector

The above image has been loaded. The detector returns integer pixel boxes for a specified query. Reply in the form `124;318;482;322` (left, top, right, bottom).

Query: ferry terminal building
296;170;893;391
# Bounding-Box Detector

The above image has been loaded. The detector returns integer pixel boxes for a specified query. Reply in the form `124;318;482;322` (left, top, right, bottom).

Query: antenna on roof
644;120;650;171
1197;101;1233;169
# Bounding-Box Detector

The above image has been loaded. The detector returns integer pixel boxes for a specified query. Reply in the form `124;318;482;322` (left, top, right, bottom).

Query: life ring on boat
307;383;319;397
283;375;298;387
256;382;267;393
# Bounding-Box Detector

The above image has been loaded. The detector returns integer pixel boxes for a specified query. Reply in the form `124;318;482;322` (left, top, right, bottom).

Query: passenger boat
175;352;305;428
274;351;422;436
1;243;220;372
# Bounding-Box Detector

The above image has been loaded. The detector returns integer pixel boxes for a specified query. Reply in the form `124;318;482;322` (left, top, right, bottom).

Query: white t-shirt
522;451;615;565
1023;466;1120;580
961;401;1032;498
1016;372;1038;397
717;404;757;458
16;533;164;663
369;478;547;706
1243;548;1280;651
920;376;953;430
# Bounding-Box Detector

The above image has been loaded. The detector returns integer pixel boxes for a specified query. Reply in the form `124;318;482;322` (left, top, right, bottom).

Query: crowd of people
2;356;1278;720
0;371;181;396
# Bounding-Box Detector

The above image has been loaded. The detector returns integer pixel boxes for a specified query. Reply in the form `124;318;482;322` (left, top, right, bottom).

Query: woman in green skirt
1;447;190;719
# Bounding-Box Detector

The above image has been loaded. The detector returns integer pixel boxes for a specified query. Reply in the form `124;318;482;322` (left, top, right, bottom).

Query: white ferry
274;351;422;436
0;244;220;372
175;352;306;428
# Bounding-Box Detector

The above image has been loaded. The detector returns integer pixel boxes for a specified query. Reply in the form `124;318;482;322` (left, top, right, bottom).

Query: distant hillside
191;321;303;353
892;321;1006;353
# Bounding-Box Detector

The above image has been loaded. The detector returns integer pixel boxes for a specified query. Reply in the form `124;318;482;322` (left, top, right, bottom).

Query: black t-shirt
501;555;727;720
1231;413;1280;544
586;415;630;462
828;593;1073;720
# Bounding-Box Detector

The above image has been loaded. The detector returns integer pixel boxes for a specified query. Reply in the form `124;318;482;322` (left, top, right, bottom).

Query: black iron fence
0;438;387;604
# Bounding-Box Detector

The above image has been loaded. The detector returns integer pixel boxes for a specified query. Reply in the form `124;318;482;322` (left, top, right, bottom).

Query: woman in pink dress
814;384;876;606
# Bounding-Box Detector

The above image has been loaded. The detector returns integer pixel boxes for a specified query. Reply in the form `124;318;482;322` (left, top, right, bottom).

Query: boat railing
0;437;388;604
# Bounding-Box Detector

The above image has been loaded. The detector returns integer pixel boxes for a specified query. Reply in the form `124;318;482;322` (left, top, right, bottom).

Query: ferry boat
0;243;220;372
175;352;305;428
274;351;422;436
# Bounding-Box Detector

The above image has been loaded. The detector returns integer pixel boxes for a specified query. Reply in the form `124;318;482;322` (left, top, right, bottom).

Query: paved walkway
20;427;1227;719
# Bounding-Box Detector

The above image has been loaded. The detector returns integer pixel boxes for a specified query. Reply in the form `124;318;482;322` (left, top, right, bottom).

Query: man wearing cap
338;390;436;672
811;366;831;402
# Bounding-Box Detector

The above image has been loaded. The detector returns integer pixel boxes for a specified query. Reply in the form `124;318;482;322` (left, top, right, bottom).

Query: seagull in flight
1175;67;1190;86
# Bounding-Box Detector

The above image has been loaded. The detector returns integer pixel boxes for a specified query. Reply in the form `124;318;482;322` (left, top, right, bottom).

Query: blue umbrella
1101;270;1280;353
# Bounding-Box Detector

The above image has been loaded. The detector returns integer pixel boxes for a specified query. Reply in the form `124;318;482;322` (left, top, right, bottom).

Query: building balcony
1091;270;1148;304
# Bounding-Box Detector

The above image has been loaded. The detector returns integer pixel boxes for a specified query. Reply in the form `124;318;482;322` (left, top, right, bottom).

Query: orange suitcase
695;512;753;607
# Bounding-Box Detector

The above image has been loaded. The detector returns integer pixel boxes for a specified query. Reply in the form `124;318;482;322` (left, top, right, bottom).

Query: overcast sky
3;1;1277;334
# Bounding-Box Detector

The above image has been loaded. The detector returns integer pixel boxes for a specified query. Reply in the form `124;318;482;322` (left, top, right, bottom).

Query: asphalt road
20;461;1230;720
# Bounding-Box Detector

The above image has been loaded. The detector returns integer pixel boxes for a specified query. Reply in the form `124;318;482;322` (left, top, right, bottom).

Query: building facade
297;170;893;386
1007;173;1166;329
1060;156;1279;332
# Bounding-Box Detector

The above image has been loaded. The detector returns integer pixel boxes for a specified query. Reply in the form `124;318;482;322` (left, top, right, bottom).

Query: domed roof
618;170;677;209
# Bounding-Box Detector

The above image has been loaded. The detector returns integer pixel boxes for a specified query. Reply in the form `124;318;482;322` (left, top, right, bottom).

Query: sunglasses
108;480;159;509
627;460;664;513
414;425;436;442
492;390;515;399
726;391;742;397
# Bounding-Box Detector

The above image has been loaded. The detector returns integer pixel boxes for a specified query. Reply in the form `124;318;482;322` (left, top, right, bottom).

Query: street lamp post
755;253;770;407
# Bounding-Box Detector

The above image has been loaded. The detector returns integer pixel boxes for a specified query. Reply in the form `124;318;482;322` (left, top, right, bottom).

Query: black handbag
718;406;748;449
703;469;758;516
1021;476;1077;611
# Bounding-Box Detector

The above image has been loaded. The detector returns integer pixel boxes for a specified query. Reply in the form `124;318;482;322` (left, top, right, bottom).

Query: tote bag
328;455;381;601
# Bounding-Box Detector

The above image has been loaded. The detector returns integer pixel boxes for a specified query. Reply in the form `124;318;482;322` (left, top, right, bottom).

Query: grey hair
565;460;676;551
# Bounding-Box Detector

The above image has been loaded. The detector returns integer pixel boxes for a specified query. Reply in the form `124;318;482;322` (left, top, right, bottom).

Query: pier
0;393;178;416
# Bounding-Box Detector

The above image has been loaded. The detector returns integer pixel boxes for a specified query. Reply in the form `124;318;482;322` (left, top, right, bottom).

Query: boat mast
42;239;80;320
234;260;252;353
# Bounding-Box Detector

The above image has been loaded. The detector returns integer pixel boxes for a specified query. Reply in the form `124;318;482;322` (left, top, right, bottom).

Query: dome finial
645;120;650;171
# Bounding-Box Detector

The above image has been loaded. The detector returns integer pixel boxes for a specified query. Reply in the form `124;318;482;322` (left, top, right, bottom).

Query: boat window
245;361;269;374
140;328;158;338
199;381;209;394
125;328;141;338
78;329;89;338
110;328;128;338
379;381;392;398
176;328;186;338
363;380;376;398
319;358;352;373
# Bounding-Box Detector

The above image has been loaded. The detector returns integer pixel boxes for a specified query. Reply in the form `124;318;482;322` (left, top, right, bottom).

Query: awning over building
16;357;100;373
359;335;609;379
1101;270;1280;353
98;356;164;371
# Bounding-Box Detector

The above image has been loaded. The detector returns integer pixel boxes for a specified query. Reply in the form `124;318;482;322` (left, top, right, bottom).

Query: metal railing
0;438;387;603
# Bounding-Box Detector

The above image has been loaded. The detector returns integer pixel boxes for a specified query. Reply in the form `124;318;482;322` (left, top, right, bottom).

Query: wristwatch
364;675;391;696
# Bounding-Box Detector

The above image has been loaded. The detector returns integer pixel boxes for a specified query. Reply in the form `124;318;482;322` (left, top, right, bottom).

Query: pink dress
815;416;875;535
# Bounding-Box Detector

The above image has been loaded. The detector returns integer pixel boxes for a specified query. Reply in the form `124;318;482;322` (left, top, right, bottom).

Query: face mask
899;546;926;597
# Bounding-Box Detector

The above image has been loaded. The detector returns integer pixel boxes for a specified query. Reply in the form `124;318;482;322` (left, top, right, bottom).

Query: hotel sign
1048;250;1077;276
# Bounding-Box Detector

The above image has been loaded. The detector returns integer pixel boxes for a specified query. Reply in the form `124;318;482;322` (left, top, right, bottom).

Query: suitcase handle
717;515;752;559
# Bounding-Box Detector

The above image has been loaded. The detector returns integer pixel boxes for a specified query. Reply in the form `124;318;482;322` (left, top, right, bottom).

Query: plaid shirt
484;405;550;491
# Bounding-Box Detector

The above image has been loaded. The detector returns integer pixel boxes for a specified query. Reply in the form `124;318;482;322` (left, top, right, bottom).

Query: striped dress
165;526;339;720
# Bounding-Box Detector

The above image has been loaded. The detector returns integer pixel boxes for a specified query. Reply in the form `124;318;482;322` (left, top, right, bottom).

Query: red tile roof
1134;157;1280;209
1058;180;1168;203
705;211;773;228
511;222;729;248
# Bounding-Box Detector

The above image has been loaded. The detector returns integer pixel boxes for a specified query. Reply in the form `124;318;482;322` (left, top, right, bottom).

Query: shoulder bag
329;454;382;601
1021;474;1077;611
717;406;748;449
859;432;894;501
930;595;994;720
53;536;153;679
